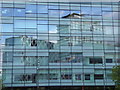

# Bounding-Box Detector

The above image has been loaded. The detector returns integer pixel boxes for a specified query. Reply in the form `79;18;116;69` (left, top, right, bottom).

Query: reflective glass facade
1;0;120;90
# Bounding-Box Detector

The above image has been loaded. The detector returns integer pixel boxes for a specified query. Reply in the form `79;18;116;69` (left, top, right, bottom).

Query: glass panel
1;2;119;89
81;7;91;14
26;4;37;13
14;20;25;28
38;5;48;13
38;25;48;33
26;20;37;28
2;24;13;32
14;8;25;16
2;8;13;16
49;10;59;17
85;74;90;80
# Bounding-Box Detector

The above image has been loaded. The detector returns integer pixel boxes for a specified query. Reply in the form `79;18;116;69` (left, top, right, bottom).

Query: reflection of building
3;13;117;89
2;2;119;90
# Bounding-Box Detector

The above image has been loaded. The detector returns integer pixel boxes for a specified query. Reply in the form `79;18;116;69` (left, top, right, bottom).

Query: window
75;74;81;80
2;24;13;32
49;52;60;63
49;25;57;33
106;59;112;63
94;74;104;80
23;56;37;66
106;74;112;79
85;74;90;80
89;58;103;64
68;42;73;46
92;7;102;15
14;20;25;28
49;10;59;17
39;74;48;80
2;8;13;16
38;25;48;33
38;5;48;13
14;8;25;16
81;7;91;14
38;20;48;24
60;10;70;17
3;52;12;62
47;42;54;49
49;74;58;80
61;74;72;80
26;4;37;13
31;39;37;46
14;74;32;81
14;74;37;83
26;20;37;28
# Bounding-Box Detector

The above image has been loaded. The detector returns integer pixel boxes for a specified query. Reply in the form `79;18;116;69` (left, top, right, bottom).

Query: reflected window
47;42;54;49
85;74;90;80
94;74;104;80
58;25;70;33
89;58;103;64
61;74;72;80
39;74;48;80
49;74;58;80
75;74;81;80
49;52;60;63
106;59;112;63
23;56;37;66
14;74;33;81
31;39;37;46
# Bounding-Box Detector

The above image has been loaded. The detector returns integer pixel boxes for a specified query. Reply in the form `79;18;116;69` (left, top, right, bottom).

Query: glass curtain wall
0;1;119;90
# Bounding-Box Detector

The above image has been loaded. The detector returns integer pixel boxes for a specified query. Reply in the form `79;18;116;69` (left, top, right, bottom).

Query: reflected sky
1;3;118;36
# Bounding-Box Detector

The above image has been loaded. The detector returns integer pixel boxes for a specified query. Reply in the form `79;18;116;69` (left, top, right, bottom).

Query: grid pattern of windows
1;0;119;89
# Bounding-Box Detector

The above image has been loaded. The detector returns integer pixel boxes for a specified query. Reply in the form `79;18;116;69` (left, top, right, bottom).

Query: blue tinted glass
38;25;48;33
14;8;25;16
14;20;25;28
2;24;13;32
26;20;37;28
26;4;37;13
81;7;91;14
38;5;48;13
2;8;13;16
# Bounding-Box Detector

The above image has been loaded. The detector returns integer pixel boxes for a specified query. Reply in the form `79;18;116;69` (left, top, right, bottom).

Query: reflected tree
112;65;120;90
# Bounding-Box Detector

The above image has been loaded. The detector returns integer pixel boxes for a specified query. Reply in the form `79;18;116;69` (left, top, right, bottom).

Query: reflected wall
1;1;119;89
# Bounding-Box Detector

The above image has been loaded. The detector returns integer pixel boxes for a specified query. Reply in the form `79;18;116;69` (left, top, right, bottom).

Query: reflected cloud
17;9;22;12
49;30;57;33
2;10;7;14
26;10;32;13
